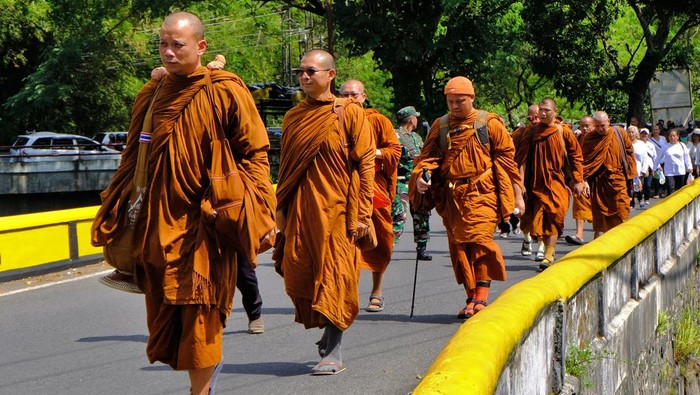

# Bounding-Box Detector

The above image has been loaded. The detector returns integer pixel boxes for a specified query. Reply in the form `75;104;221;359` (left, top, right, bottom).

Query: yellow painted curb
0;206;101;272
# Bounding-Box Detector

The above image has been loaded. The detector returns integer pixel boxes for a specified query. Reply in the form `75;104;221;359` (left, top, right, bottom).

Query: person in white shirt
686;128;700;177
654;129;692;193
629;126;653;208
649;124;667;197
639;128;657;204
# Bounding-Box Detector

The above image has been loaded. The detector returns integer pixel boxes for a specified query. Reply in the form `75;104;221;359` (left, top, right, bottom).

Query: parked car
10;132;120;161
92;131;128;151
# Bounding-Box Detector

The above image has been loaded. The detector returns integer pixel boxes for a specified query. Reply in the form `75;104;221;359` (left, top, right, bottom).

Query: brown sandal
457;298;475;319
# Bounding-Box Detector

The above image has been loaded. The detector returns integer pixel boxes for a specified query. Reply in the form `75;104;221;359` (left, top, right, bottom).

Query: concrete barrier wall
0;207;102;281
0;158;119;194
414;181;700;394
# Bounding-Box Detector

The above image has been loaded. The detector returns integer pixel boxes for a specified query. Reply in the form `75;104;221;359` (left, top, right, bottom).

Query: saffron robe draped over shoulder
360;108;401;273
276;96;374;331
514;123;584;237
572;132;592;222
91;67;275;317
408;110;523;289
581;126;636;232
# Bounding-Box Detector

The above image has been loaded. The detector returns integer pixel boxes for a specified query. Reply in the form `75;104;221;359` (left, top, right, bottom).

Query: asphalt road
0;201;652;395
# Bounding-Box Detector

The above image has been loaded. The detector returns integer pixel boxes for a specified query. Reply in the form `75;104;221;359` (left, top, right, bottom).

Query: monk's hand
276;209;287;233
514;197;525;218
151;67;168;81
416;174;431;193
207;54;226;71
356;221;370;239
574;181;589;198
262;228;276;244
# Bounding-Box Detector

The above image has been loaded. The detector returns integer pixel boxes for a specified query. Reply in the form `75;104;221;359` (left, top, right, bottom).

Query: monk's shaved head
163;12;204;40
539;97;557;111
592;111;610;134
301;49;335;70
339;79;367;103
527;104;539;116
580;115;593;124
592;111;609;123
340;80;365;94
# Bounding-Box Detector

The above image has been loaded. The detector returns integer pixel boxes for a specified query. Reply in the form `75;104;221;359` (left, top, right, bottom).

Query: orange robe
572;132;592;221
276;96;374;331
360;109;401;273
514;123;583;237
581;126;636;232
408;110;523;290
91;68;275;369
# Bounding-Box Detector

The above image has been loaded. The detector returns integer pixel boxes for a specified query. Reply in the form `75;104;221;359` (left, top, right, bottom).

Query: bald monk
91;12;275;394
274;49;375;374
515;98;587;270
339;79;401;313
565;116;594;245
410;76;525;319
510;104;545;257
581;111;636;238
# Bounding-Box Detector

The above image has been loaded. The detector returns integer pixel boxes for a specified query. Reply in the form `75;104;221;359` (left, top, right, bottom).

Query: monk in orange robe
409;76;525;319
339;79;401;313
510;104;544;257
581;111;636;238
515;98;587;270
566;116;594;245
91;12;275;395
274;50;375;375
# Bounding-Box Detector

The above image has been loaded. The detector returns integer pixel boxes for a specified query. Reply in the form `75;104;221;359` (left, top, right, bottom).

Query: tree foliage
522;0;700;123
1;0;699;144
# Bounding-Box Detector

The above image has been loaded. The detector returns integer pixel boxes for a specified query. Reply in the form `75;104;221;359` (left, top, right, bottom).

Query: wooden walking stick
410;167;431;319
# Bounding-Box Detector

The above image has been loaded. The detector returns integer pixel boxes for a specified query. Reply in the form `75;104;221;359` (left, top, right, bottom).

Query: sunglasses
292;68;331;77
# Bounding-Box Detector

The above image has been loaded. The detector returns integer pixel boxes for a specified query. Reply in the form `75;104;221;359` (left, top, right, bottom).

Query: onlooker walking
654;129;692;193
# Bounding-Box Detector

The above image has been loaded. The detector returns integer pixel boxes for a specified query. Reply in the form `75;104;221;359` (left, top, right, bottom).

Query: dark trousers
642;174;653;201
498;214;520;234
237;254;262;321
666;174;687;193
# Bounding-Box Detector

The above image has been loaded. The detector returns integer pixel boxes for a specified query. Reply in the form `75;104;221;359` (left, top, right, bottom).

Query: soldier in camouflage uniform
393;106;432;261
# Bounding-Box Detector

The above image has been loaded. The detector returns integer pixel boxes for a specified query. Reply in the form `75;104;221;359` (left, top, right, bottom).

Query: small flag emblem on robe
139;132;152;143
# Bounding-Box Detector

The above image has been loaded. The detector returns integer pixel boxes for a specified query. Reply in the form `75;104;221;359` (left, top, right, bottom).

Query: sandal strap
368;295;384;306
474;299;488;307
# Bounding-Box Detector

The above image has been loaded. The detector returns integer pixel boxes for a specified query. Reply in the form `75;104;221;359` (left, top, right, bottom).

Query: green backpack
437;110;490;153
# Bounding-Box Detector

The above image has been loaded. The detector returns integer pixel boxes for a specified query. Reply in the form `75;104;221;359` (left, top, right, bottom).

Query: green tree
522;0;700;123
0;0;191;142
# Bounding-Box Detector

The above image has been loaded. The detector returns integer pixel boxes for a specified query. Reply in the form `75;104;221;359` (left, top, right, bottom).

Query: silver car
10;132;121;161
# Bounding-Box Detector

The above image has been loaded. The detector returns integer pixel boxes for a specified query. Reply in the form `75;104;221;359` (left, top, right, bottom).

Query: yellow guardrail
0;206;102;275
414;181;700;394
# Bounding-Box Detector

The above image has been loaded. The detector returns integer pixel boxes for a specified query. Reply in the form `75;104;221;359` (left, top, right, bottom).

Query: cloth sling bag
200;73;276;265
333;99;377;251
555;125;577;191
103;82;163;274
612;126;630;177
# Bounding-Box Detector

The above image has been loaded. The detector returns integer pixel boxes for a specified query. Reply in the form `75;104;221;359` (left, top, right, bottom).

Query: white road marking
0;269;113;297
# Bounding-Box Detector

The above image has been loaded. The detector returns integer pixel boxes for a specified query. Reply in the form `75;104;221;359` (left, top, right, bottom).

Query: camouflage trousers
392;181;431;244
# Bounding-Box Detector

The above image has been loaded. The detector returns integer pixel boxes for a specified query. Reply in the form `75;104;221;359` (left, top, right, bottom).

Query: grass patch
674;307;700;363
